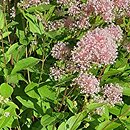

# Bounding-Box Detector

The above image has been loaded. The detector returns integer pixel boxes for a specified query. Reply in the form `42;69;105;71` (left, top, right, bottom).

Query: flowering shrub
0;0;130;129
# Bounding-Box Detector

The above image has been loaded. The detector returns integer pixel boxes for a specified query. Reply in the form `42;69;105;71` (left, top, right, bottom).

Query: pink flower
114;0;130;9
107;24;123;41
74;73;100;95
127;9;130;17
72;25;122;70
51;42;70;60
76;16;90;29
88;0;115;22
50;66;65;80
125;43;130;52
29;0;40;4
68;3;80;15
57;0;69;4
103;84;123;105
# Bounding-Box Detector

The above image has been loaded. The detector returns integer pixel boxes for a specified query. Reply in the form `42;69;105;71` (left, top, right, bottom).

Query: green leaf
123;87;130;96
25;13;42;35
29;20;42;35
6;101;18;109
16;96;35;109
16;29;28;45
41;115;56;127
58;112;87;130
58;122;66;130
86;103;104;112
0;106;17;129
121;104;130;116
109;106;121;116
25;82;40;99
0;83;13;98
0;9;4;29
45;6;55;21
96;120;120;130
11;57;39;74
12;45;26;61
38;85;56;101
102;69;123;81
0;32;11;40
120;117;130;129
66;98;77;113
0;116;13;129
27;4;53;12
6;43;19;55
7;21;18;28
101;106;109;120
7;73;28;84
65;112;85;130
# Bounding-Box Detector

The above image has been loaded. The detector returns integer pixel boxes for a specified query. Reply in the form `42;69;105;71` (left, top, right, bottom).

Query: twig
26;47;31;83
58;86;68;112
98;65;107;80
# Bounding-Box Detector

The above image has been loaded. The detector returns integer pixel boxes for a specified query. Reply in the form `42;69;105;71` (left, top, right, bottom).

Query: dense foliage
0;0;130;130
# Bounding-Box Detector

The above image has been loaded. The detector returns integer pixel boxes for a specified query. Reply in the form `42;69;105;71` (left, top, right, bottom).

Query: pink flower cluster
74;73;100;95
51;42;70;60
49;0;125;107
47;20;64;31
57;0;130;23
72;25;122;70
88;0;115;22
74;73;123;105
50;66;65;81
57;0;69;5
114;0;130;9
57;0;90;30
29;0;40;4
103;83;123;105
126;43;130;53
88;0;130;21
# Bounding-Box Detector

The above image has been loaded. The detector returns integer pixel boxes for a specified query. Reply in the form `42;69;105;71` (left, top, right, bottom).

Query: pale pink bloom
107;24;123;41
47;20;64;31
76;16;90;29
127;9;130;17
51;42;70;60
29;0;40;4
114;0;130;9
72;25;122;70
88;0;115;22
50;66;65;80
68;4;80;15
81;3;94;16
126;43;130;52
74;73;100;95
57;0;69;4
103;84;123;105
